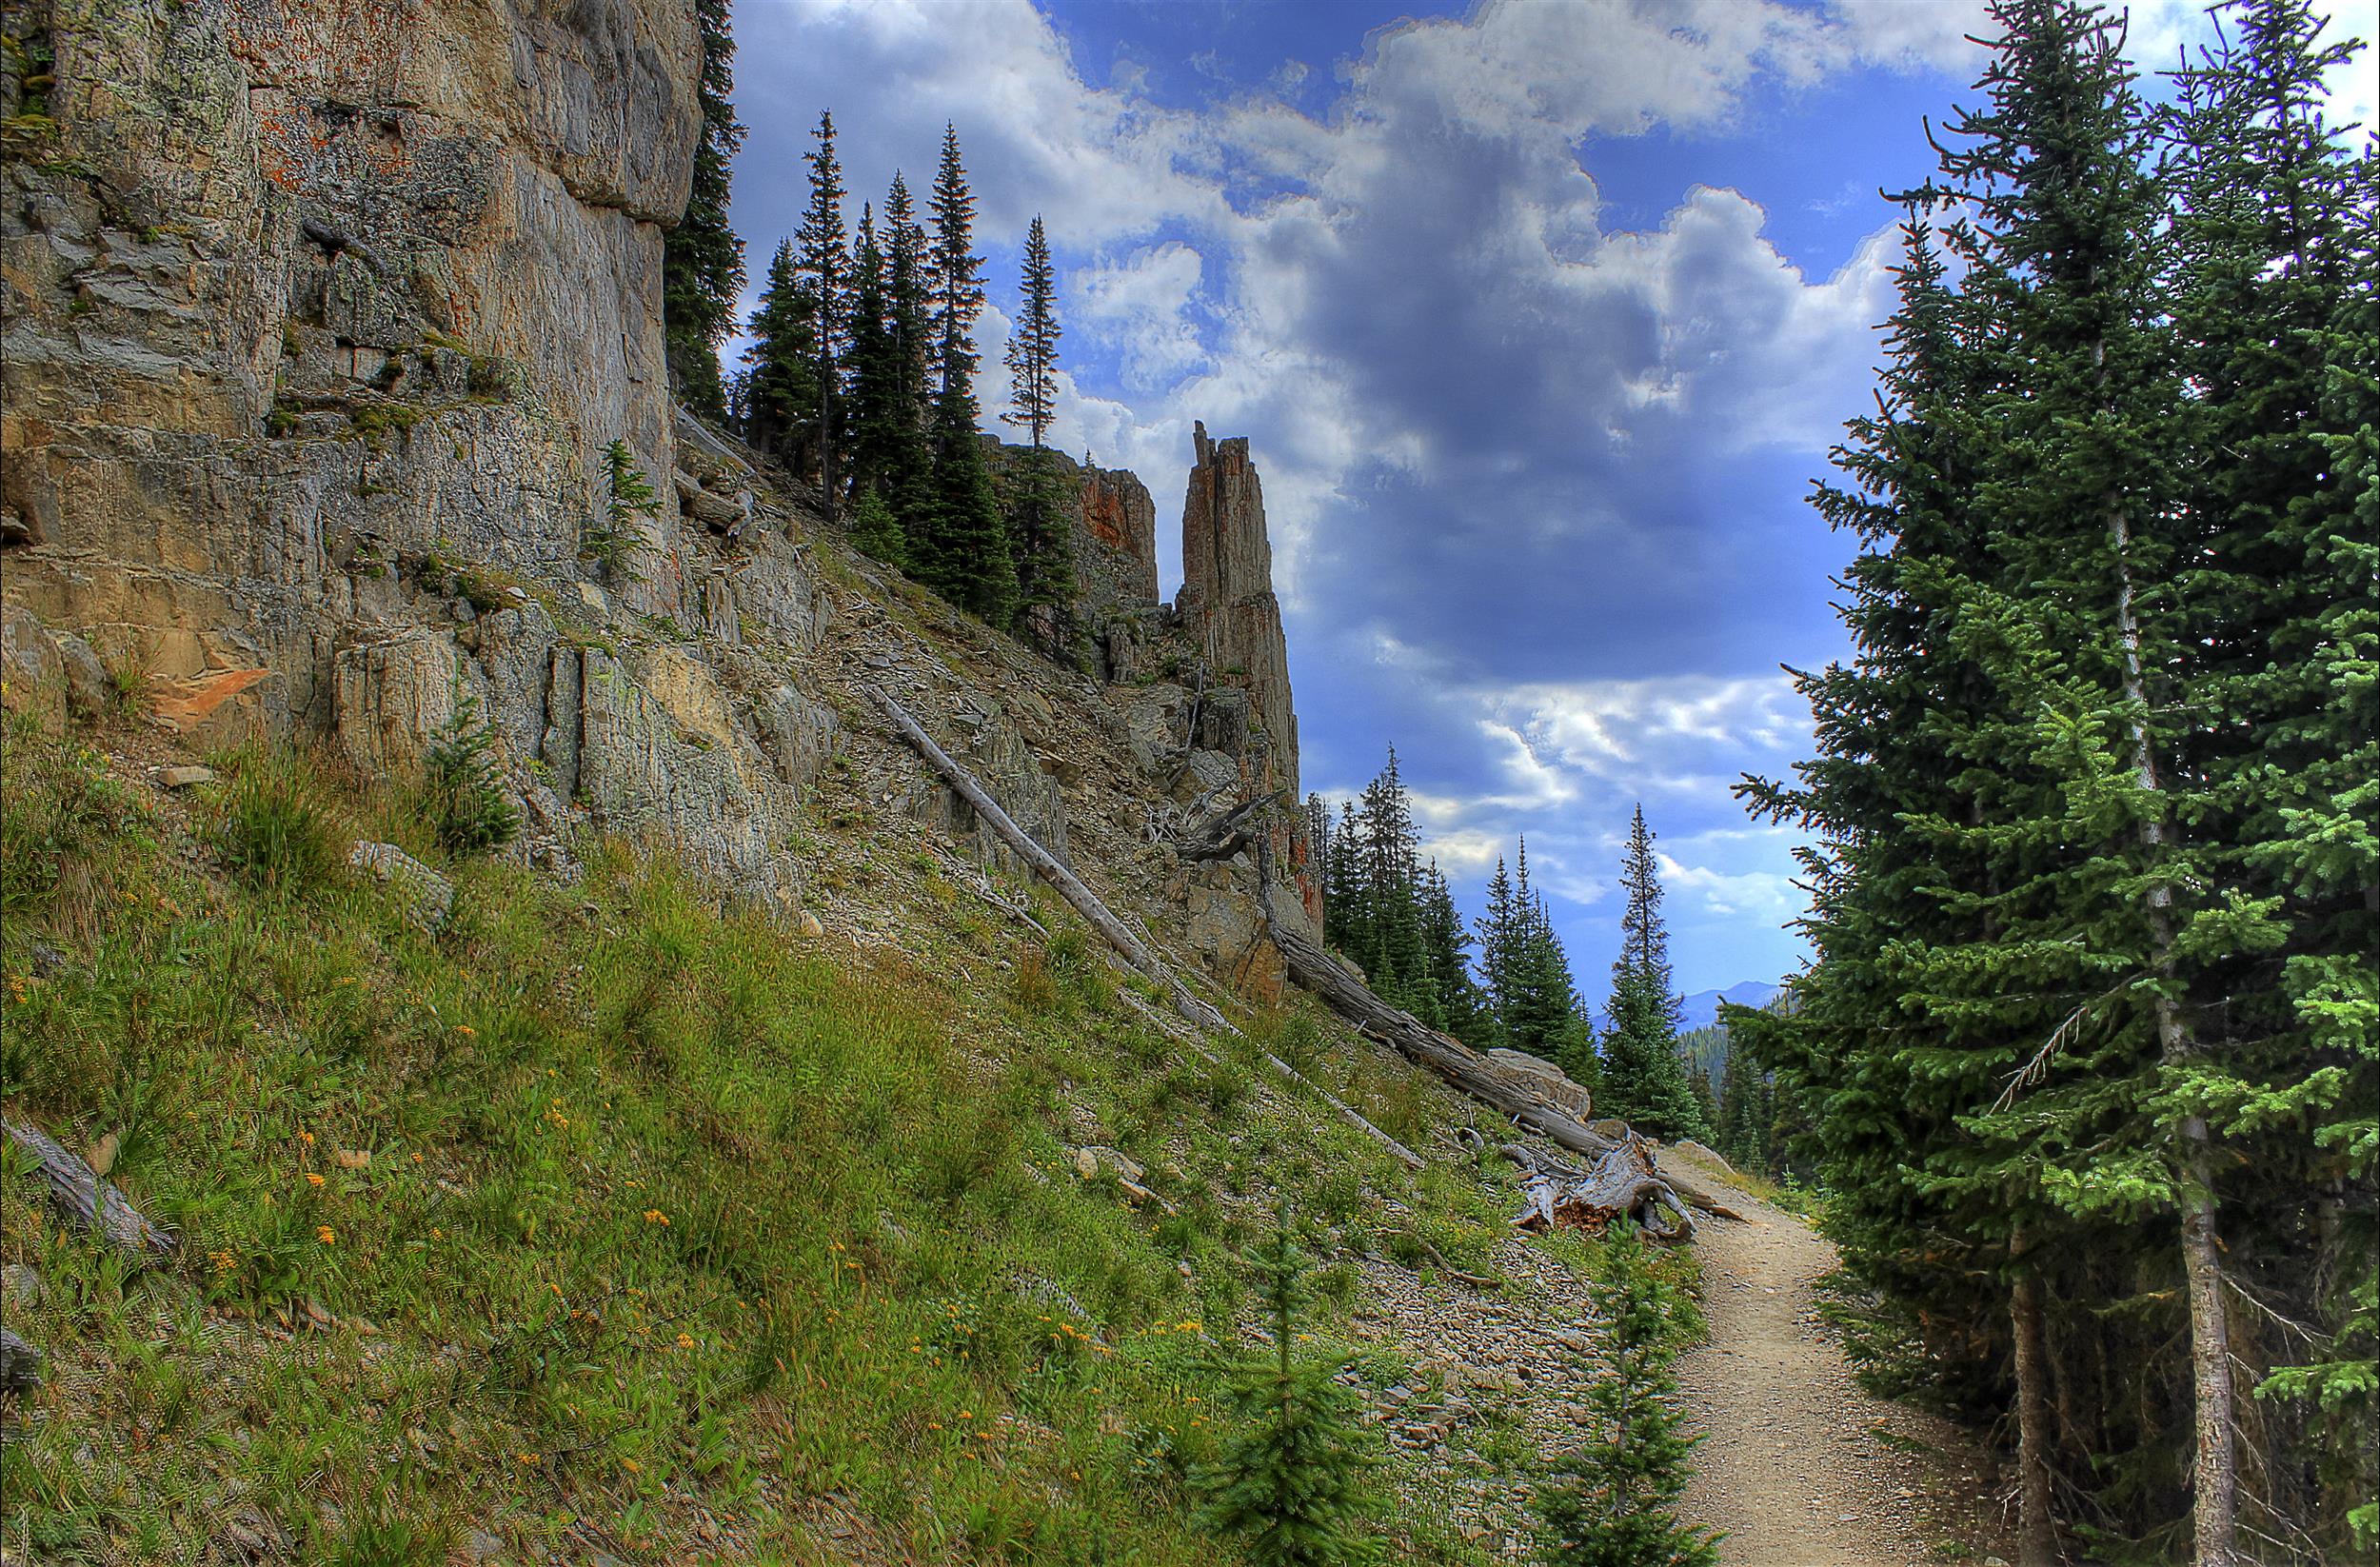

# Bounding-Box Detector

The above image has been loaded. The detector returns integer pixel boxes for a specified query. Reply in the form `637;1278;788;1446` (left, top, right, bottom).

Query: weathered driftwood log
0;1326;40;1399
1256;891;1645;1160
867;685;1423;1169
1503;1141;1696;1242
3;1119;176;1264
868;684;1230;1034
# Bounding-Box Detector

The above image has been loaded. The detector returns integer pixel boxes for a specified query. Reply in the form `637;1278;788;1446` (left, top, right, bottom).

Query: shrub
423;691;519;856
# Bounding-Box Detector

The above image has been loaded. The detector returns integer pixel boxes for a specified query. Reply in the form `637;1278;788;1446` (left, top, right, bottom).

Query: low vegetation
0;716;1689;1564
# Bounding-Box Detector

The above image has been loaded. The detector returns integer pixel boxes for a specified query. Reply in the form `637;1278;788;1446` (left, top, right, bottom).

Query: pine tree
744;239;820;467
662;0;745;421
1736;2;2379;1554
847;486;904;569
1418;863;1491;1046
911;125;1014;618
1194;1216;1380;1567
1004;214;1077;655
1472;855;1518;1043
581;437;657;584
2161;4;2379;1548
1599;807;1707;1141
877;172;939;562
1536;1221;1720;1567
795;109;849;519
843;206;896;501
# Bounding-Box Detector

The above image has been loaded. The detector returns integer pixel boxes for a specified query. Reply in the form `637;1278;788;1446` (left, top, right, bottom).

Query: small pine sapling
583;438;658;582
1536;1220;1721;1567
424;688;520;856
848;485;906;569
1194;1213;1381;1567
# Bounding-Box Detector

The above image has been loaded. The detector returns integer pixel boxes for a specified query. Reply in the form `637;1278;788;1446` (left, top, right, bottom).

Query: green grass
0;719;1545;1564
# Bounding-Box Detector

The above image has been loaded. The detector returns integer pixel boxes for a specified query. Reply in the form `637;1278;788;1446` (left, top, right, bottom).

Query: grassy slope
0;717;1541;1565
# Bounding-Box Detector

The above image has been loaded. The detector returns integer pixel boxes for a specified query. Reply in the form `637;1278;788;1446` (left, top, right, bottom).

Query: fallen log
868;684;1229;1035
1503;1141;1695;1242
866;685;1423;1170
4;1119;176;1264
1256;887;1635;1162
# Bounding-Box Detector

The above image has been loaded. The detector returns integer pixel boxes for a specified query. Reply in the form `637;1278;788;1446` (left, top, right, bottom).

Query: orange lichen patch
1083;486;1130;550
147;666;275;729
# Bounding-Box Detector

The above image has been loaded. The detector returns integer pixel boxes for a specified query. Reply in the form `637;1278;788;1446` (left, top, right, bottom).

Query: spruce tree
912;125;1015;619
847;486;904;569
2161;4;2378;1548
1194;1217;1380;1567
1599;807;1707;1141
795;109;849;518
1736;2;2379;1553
843;206;896;502
878;171;940;562
1418;863;1491;1046
1472;855;1518;1043
743;239;820;467
1004;214;1077;655
1536;1221;1720;1567
662;0;745;421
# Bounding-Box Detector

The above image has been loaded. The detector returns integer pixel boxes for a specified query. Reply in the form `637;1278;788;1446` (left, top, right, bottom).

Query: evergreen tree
1599;807;1707;1141
1536;1221;1720;1567
911;125;1014;618
2161;3;2379;1547
1506;890;1595;1091
843;206;896;501
1472;855;1518;1042
581;437;657;584
1004;214;1077;655
1736;2;2378;1554
878;172;940;561
744;239;820;468
1418;862;1491;1046
795;109;849;518
662;0;745;421
1194;1216;1380;1567
847;486;904;569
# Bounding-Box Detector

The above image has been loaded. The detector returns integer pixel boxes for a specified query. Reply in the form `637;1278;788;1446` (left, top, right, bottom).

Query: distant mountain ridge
1588;979;1779;1037
1677;980;1780;1032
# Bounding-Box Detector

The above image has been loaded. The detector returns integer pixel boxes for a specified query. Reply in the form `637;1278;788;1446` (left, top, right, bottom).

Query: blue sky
728;0;2375;995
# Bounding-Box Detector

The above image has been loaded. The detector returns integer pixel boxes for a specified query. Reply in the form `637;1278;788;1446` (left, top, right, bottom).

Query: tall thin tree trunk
2012;1238;2061;1567
2108;499;2237;1565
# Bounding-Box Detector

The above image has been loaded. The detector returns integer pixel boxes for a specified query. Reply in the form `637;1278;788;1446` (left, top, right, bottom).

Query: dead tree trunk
866;684;1422;1170
1503;1141;1695;1241
4;1119;175;1264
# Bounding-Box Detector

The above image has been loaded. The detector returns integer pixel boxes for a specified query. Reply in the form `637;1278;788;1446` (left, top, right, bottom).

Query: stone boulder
1480;1048;1593;1120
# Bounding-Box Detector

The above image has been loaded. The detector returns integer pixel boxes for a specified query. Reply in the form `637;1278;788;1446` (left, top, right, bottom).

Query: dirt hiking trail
1661;1144;2001;1567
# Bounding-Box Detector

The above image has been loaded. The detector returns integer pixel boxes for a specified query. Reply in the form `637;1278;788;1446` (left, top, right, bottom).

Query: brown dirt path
1661;1144;1992;1567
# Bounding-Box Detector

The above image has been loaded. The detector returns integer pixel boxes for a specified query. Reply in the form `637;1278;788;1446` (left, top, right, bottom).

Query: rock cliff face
3;0;702;722
0;1;1319;992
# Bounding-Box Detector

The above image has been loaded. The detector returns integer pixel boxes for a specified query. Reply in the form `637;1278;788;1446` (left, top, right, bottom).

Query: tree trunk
2109;502;2238;1565
2012;1240;2061;1567
865;684;1422;1170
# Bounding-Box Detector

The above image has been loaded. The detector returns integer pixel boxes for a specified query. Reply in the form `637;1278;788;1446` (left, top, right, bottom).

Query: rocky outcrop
1175;423;1317;919
0;4;1323;996
1076;464;1160;619
3;0;702;740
